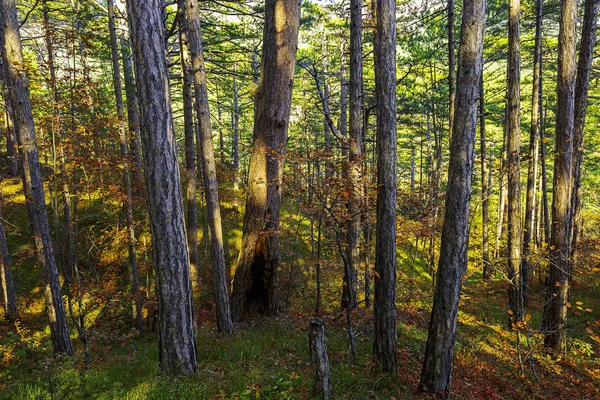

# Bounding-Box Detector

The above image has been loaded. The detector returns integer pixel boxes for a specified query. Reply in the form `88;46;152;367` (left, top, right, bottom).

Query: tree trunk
3;96;17;176
178;0;199;288
448;0;456;142
480;73;491;280
0;187;18;319
232;74;240;213
373;0;397;373
543;0;577;355
108;0;142;331
522;0;543;301
117;0;144;186
230;0;300;322
343;0;363;312
506;0;524;324
125;0;197;375
418;0;485;395
308;318;332;400
570;0;598;264
0;0;73;357
540;103;550;246
184;0;233;334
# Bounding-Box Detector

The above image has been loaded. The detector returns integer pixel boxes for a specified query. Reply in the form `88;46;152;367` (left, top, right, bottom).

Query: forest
1;0;599;398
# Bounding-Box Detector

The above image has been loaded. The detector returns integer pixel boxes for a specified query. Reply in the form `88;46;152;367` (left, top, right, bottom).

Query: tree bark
184;0;233;334
230;0;300;322
448;0;456;142
3;96;17;176
418;0;485;395
116;0;144;186
108;0;142;331
343;0;363;312
543;0;577;355
0;187;18;319
308;318;332;399
0;0;73;356
522;0;543;300
178;0;199;288
125;0;197;375
506;0;524;324
373;0;397;373
570;0;598;264
480;73;491;280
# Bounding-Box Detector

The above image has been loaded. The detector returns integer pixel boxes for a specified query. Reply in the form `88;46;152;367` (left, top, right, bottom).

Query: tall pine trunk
0;0;73;356
480;74;491;280
125;0;197;375
184;0;233;334
522;0;543;300
418;0;485;394
344;0;363;312
373;0;397;373
543;0;577;355
108;0;142;331
178;0;199;288
506;0;524;323
570;0;599;264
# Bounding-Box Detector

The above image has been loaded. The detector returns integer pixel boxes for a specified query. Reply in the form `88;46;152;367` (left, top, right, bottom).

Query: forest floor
1;175;600;399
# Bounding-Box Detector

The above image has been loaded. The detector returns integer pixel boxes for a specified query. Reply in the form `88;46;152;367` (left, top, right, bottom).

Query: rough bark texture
108;0;142;331
0;187;18;319
344;0;363;312
230;0;300;322
506;0;524;324
543;0;577;355
308;318;332;399
0;0;73;356
373;0;397;373
448;0;456;141
571;0;598;263
178;0;199;288
125;0;197;375
184;0;233;334
522;0;543;298
418;0;485;395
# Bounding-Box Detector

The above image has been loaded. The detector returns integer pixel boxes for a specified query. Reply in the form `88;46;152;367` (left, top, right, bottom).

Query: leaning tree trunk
0;187;18;319
543;0;577;355
184;0;233;334
373;0;397;373
506;0;524;324
178;0;199;288
230;0;300;322
108;0;142;331
0;0;73;356
418;0;485;395
125;0;197;375
570;0;599;265
522;0;543;301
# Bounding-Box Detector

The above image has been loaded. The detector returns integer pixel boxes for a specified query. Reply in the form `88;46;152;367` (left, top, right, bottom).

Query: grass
2;173;600;399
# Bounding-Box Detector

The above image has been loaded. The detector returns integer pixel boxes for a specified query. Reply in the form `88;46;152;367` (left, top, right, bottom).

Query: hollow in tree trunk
230;0;300;322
